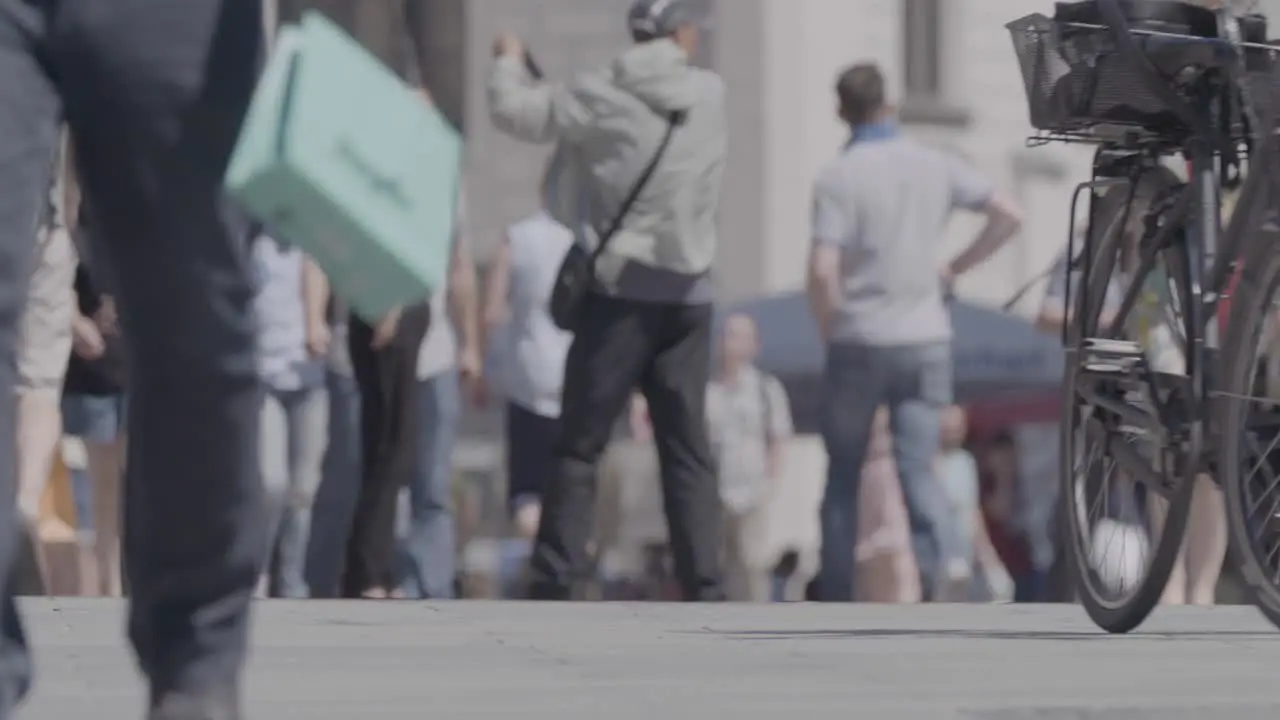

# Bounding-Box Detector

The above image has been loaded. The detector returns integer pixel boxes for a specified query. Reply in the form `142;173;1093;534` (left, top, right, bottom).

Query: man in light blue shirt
806;63;1022;602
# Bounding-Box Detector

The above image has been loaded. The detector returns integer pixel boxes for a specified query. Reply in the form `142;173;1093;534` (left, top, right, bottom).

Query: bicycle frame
1023;0;1280;638
1068;1;1280;367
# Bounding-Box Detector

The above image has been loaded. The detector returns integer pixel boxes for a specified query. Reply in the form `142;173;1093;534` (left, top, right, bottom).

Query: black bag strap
590;110;687;262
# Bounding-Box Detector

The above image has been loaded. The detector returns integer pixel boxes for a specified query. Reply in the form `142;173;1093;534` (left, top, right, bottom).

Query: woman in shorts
63;214;127;597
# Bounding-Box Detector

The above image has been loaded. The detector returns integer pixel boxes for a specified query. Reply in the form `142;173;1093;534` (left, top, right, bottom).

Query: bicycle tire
1217;222;1280;630
1060;170;1196;633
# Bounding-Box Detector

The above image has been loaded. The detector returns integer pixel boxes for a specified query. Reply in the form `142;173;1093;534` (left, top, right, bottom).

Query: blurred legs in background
259;387;328;599
14;224;76;595
1162;474;1227;605
342;306;430;598
397;369;459;599
722;503;772;602
62;394;126;597
306;368;361;598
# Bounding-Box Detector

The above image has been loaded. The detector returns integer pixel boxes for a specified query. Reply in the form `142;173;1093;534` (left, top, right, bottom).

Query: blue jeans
62;394;126;443
305;370;361;598
818;342;960;602
71;468;93;534
397;370;460;599
260;385;328;598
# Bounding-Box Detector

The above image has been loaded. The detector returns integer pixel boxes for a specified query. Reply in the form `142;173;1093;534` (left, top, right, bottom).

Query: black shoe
148;691;240;720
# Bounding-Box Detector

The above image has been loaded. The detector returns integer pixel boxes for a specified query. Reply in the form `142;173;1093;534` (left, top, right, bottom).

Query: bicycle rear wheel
1060;172;1197;634
1217;222;1280;630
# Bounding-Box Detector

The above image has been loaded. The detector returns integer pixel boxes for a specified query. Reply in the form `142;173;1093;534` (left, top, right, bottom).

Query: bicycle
1008;0;1280;633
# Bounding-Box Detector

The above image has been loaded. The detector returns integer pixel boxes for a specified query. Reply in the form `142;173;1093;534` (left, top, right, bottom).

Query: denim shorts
62;394;126;443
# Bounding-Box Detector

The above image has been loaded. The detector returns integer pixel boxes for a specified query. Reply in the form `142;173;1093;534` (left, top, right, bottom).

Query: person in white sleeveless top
481;165;575;548
15;131;77;594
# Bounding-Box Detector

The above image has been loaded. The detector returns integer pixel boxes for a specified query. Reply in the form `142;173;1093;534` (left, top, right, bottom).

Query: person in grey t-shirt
806;63;1022;602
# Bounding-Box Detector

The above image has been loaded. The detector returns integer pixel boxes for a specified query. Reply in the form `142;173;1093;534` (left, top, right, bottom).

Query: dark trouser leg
343;318;386;595
306;369;361;598
0;1;63;711
640;304;723;601
817;344;884;602
528;295;650;600
52;0;266;704
506;402;559;510
342;307;428;596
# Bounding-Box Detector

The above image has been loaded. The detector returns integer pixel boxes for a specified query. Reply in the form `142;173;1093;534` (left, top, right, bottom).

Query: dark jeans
505;401;559;511
396;370;459;600
818;342;960;602
527;294;723;601
341;307;429;596
0;0;264;711
306;369;361;598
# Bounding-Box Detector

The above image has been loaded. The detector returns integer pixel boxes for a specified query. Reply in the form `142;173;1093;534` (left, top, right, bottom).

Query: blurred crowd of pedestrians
11;0;1234;617
0;0;1247;716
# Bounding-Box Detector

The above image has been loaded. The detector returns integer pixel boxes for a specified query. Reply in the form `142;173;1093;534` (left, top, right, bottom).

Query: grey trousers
0;0;265;711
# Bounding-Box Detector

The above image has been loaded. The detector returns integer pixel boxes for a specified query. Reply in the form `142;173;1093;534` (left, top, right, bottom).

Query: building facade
461;0;1095;312
711;0;1099;310
274;0;1188;313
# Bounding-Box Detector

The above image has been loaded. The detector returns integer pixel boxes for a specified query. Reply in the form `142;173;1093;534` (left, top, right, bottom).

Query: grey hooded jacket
488;38;726;304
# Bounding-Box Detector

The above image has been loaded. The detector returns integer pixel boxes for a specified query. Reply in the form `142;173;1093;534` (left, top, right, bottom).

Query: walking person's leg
0;0;73;709
374;306;430;596
739;502;775;603
94;427;126;599
257;390;290;597
1151;489;1187;604
56;0;267;710
721;509;746;601
342;306;429;597
275;387;328;599
306;368;360;598
398;369;460;599
640;304;723;601
342;318;395;598
1183;473;1227;605
504;402;557;597
14;222;76;596
505;402;554;532
817;344;884;602
66;394;127;598
888;344;960;601
529;295;650;600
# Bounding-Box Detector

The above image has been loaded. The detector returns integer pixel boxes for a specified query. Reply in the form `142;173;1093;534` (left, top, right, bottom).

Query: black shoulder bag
549;110;685;332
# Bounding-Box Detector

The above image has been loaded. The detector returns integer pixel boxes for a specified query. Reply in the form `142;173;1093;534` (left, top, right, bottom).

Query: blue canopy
718;292;1064;398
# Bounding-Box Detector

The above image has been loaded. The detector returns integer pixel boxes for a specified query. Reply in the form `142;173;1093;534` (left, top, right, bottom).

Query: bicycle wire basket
1007;6;1280;139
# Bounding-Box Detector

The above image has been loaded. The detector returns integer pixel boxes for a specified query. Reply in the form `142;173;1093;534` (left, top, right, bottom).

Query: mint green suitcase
225;11;462;321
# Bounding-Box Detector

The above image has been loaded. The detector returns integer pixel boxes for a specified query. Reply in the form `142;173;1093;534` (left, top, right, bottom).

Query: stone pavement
14;599;1280;719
